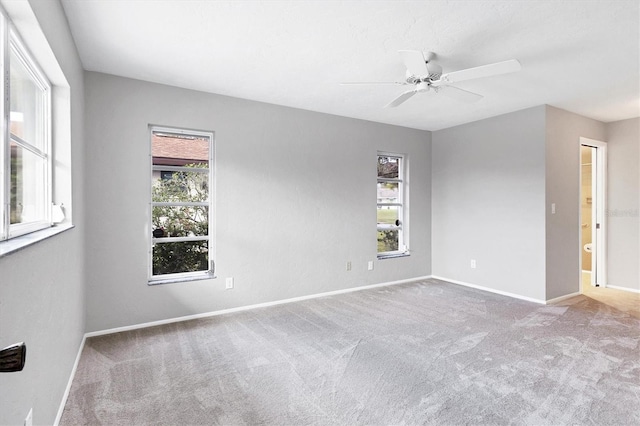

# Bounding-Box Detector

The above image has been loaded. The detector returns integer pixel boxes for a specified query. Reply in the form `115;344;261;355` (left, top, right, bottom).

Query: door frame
580;137;607;289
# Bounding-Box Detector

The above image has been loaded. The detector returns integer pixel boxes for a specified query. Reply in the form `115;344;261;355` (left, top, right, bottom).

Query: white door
580;138;607;288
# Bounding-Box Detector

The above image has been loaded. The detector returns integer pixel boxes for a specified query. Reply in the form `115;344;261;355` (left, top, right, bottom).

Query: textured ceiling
60;0;639;131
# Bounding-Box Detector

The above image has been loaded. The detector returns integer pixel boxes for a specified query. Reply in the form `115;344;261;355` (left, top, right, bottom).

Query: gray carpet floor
61;279;640;425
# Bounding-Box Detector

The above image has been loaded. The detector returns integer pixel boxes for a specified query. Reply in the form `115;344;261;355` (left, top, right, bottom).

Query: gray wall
545;106;605;299
431;106;547;301
606;118;639;291
0;1;85;425
83;72;431;332
431;105;637;301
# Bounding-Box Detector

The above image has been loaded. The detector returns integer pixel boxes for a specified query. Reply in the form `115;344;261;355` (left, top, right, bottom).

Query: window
377;153;409;258
0;22;52;241
149;126;215;283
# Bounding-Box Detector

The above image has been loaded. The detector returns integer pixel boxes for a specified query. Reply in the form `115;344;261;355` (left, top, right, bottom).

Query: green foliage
152;164;209;275
377;230;399;253
10;148;20;224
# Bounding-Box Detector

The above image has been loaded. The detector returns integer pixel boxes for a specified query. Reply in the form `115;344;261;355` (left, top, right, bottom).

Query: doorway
580;138;607;290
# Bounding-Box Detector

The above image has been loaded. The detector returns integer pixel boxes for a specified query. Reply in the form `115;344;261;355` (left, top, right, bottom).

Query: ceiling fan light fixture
416;82;430;93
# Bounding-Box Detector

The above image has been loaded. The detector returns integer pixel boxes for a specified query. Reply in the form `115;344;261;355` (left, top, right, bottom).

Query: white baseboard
430;275;546;304
54;335;86;426
546;292;581;304
607;284;640;294
85;275;433;338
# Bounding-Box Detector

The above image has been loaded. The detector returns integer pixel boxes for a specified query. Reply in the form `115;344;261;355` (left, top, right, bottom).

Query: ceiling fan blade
340;81;407;85
436;85;483;103
385;89;418;108
439;59;521;84
398;50;429;76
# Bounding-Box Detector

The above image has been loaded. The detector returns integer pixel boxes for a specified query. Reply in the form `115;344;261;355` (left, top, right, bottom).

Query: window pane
152;206;208;238
153;240;209;276
10;48;46;150
377;206;400;226
152;170;208;203
377;156;400;179
378;230;399;253
10;141;46;224
377;182;399;203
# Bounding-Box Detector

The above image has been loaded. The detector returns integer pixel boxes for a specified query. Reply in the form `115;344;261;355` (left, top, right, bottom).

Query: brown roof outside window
152;134;209;167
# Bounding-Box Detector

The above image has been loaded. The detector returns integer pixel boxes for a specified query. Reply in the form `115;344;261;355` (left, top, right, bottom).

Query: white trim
148;125;215;282
54;335;86;426
152;235;208;243
546;292;581;304
86;276;433;338
377;151;409;257
431;276;586;305
0;223;72;258
430;275;546;304
151;201;209;207
5;23;53;240
606;284;640;294
0;11;6;241
595;142;607;286
148;270;214;285
377;177;403;183
580;138;607;288
590;146;597;287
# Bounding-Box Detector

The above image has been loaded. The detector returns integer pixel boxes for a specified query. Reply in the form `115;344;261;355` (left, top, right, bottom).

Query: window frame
377;152;409;259
148;125;215;284
0;18;52;241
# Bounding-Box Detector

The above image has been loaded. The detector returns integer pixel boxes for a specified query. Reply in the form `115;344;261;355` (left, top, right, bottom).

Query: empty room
1;0;639;424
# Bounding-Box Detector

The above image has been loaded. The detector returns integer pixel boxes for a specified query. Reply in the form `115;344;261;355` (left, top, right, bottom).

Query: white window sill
0;224;74;259
148;272;216;286
377;252;410;260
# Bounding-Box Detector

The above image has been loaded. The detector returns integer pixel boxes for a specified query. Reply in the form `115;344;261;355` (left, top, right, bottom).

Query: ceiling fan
342;50;521;107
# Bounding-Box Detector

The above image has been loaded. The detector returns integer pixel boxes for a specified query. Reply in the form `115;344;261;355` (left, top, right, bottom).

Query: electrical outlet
551;203;556;214
346;261;352;271
367;260;374;271
24;408;32;426
470;259;477;269
225;277;234;289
